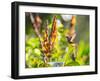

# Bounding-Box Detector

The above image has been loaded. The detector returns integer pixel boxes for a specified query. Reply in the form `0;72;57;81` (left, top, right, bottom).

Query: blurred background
25;12;90;68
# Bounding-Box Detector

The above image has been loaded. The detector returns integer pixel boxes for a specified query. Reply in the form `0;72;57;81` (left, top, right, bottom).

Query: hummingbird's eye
66;36;70;42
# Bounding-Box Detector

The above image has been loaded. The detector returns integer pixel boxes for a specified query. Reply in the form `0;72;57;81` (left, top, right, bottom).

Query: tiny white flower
61;15;73;21
65;47;69;52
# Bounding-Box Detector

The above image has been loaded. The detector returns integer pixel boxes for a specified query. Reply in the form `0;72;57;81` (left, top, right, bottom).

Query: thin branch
30;13;34;24
30;13;42;38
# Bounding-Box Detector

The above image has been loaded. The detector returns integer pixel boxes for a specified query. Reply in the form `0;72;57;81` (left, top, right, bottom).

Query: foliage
25;13;90;68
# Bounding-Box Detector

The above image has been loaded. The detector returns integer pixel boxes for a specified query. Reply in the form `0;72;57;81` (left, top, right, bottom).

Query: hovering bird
66;16;77;61
66;16;76;44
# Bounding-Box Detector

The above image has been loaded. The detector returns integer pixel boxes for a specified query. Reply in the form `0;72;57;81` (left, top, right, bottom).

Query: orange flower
50;16;57;50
